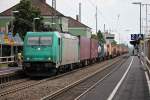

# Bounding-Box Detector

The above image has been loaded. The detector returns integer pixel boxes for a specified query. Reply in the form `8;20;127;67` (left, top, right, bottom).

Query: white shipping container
61;33;79;65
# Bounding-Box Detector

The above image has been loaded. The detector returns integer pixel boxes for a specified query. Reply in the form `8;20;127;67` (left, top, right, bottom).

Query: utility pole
142;4;150;57
145;4;147;57
117;14;120;44
79;2;81;22
140;3;142;34
142;4;150;34
96;6;98;33
104;24;106;32
146;4;148;34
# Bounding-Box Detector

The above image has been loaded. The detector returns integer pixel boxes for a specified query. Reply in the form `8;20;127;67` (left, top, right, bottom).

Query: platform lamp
11;11;19;61
132;2;142;34
132;2;142;56
33;17;40;32
11;10;19;33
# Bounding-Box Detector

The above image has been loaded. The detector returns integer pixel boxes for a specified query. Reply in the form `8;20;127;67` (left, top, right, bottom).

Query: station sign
131;34;144;40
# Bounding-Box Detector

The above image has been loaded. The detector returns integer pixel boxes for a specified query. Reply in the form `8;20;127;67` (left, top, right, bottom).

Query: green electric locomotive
23;32;79;76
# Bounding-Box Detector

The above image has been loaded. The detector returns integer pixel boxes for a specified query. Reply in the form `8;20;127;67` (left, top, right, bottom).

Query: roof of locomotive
25;31;78;40
26;31;56;36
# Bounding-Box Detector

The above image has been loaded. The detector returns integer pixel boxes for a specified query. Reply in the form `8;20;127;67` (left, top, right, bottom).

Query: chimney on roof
76;15;79;21
52;0;56;9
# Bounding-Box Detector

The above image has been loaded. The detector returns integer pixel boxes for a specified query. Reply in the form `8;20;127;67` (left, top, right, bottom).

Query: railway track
0;60;106;96
41;56;128;100
0;78;30;90
0;67;84;97
0;55;127;100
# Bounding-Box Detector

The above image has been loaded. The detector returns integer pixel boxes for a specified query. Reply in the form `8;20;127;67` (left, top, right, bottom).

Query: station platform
0;67;22;75
113;56;150;100
79;56;150;100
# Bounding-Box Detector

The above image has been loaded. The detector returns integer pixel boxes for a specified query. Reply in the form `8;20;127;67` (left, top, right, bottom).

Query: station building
103;32;115;44
0;0;92;38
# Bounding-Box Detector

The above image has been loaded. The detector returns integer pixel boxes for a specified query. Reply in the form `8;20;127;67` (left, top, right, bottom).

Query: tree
91;34;98;40
111;40;117;45
13;0;43;39
97;30;105;44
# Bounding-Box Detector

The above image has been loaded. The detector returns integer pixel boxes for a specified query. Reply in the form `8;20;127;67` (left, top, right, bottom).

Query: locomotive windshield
40;37;52;46
28;36;52;46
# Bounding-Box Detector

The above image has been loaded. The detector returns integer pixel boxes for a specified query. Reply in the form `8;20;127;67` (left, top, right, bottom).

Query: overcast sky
0;0;150;44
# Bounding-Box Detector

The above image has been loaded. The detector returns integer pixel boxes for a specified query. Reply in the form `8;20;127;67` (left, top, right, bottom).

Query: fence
0;56;15;64
145;56;150;74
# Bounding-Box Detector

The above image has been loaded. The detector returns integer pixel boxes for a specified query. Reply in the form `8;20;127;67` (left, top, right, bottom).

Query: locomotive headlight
48;57;51;60
27;57;30;61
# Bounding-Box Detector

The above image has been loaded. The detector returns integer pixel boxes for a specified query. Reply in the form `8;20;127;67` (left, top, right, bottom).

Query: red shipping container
90;39;98;59
80;37;91;61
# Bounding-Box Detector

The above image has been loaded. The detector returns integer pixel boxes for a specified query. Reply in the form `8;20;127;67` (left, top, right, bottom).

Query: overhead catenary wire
50;0;113;33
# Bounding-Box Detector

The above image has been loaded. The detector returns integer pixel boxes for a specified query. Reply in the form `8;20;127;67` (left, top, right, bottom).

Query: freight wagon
112;44;117;57
23;31;128;77
116;45;121;56
98;43;109;61
79;36;91;66
106;43;112;58
90;39;99;63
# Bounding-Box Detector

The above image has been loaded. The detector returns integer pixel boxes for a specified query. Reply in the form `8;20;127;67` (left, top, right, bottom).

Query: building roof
0;0;64;16
67;17;91;28
0;0;91;29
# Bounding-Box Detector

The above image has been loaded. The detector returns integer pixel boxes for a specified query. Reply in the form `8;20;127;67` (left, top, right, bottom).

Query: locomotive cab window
27;36;52;46
40;37;52;46
28;37;39;46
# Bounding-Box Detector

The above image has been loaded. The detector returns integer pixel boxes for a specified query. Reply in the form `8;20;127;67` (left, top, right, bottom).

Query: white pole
11;12;14;57
117;15;120;44
96;6;97;33
144;4;148;65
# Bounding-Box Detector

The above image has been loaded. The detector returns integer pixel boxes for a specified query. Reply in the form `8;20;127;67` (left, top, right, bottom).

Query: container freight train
23;32;128;76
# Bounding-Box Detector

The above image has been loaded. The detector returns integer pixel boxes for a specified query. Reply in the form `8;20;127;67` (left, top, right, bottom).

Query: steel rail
41;56;128;100
0;55;124;98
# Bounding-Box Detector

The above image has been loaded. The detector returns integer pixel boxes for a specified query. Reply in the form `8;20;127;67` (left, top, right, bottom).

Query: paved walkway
113;56;150;100
79;56;150;100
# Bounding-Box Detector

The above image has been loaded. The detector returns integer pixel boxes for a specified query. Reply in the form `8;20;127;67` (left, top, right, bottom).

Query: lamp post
33;17;40;32
132;2;142;56
11;11;19;33
0;38;2;57
11;11;19;59
117;14;120;44
132;2;142;34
